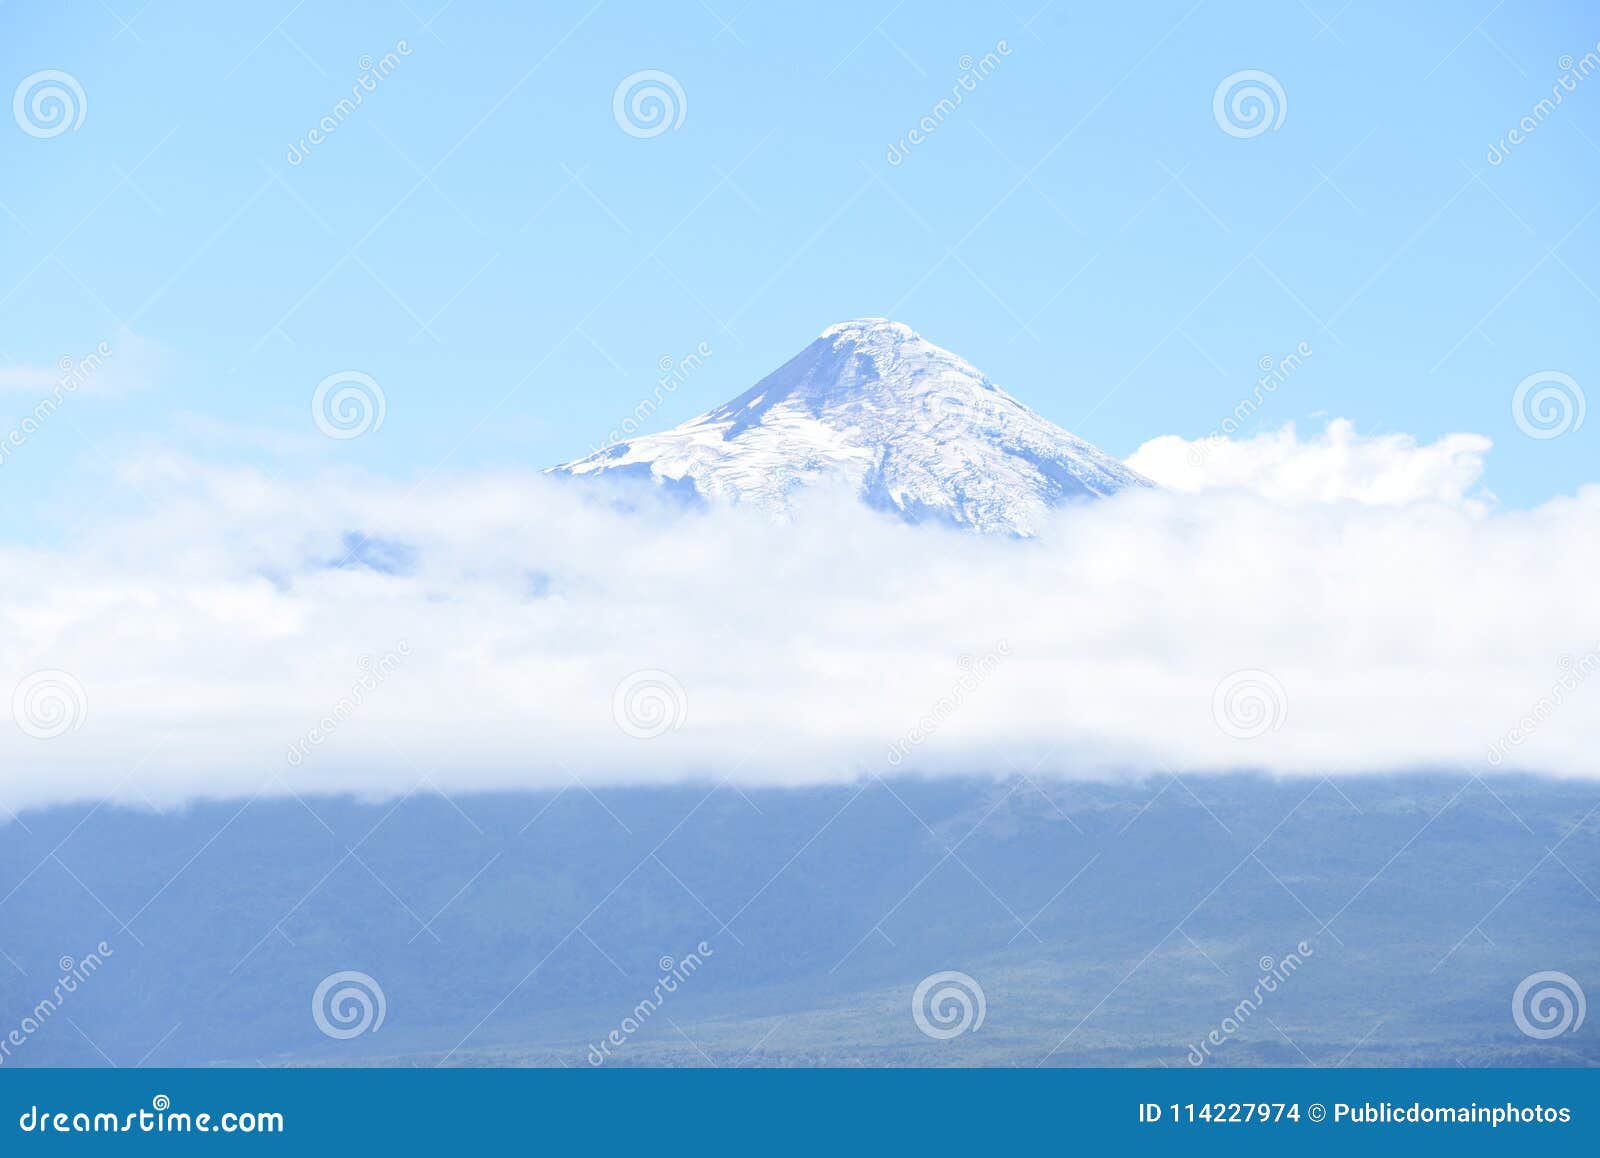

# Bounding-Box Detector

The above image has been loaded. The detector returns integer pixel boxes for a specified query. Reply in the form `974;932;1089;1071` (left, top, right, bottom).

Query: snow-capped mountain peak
552;319;1151;534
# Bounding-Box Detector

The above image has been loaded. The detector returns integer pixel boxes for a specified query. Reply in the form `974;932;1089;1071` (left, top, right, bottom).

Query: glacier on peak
550;318;1151;534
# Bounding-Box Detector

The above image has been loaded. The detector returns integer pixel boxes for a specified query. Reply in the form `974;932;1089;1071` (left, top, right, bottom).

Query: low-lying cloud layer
2;421;1596;813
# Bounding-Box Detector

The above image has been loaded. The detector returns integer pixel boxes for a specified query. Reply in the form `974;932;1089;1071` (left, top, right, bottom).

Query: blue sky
2;0;1597;532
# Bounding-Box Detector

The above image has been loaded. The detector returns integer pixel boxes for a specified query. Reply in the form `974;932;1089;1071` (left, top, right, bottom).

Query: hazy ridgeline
1;774;1595;1068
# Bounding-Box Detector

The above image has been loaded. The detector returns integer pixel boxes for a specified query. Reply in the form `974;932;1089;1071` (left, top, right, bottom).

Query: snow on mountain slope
551;319;1151;534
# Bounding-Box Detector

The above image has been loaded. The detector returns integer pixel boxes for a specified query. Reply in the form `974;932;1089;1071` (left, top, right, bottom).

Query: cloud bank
1127;419;1494;508
2;421;1597;813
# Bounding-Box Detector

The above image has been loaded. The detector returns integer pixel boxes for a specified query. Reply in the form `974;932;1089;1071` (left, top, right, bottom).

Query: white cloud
0;366;60;394
1127;419;1493;509
0;327;156;398
1;439;1596;813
